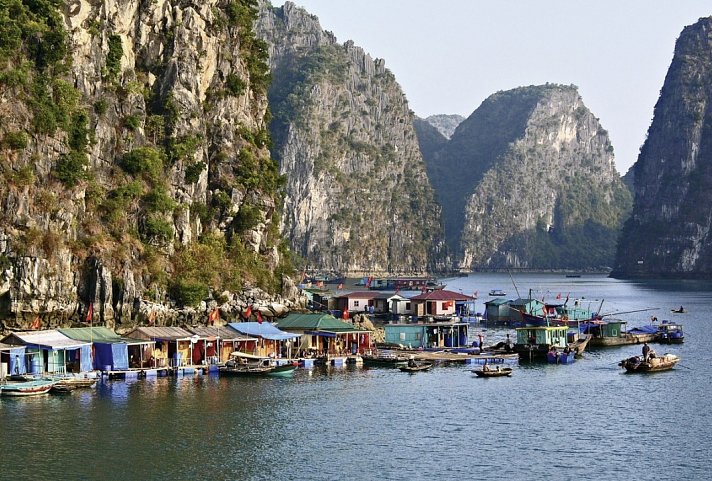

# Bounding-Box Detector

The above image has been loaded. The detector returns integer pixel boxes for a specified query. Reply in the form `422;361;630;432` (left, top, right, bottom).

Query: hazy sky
286;1;711;174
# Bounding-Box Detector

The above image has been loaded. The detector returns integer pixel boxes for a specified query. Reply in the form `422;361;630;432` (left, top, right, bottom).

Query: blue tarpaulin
9;347;26;375
228;322;299;341
94;343;130;370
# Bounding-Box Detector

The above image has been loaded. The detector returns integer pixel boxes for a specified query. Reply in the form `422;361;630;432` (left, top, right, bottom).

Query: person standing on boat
478;333;484;354
642;342;650;361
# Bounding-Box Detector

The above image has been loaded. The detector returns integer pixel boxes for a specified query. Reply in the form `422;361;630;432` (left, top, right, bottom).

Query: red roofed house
409;290;475;318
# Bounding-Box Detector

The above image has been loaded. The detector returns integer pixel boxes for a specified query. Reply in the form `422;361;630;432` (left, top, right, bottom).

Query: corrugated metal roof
127;326;194;341
185;326;256;341
58;327;151;345
227;322;299;341
335;291;377;299
3;330;90;349
276;313;366;332
409;289;475;301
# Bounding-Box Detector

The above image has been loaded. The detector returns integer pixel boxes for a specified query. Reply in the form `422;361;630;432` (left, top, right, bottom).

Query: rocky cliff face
613;17;712;278
0;0;298;332
418;84;632;270
256;1;447;275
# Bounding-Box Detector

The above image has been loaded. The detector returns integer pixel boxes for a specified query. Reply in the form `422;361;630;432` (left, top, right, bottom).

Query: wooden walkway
407;351;519;364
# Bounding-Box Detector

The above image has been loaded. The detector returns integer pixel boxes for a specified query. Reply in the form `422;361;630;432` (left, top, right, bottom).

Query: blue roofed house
2;330;93;375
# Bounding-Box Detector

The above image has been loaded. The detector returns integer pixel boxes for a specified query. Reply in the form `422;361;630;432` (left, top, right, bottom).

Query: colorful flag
30;315;41;330
244;306;252;319
342;308;350;320
86;303;93;323
556;293;561;299
208;308;219;325
148;310;156;326
337;283;343;290
257;310;263;324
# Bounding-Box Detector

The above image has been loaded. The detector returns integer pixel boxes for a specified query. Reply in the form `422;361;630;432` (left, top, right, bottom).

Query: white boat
489;289;506;296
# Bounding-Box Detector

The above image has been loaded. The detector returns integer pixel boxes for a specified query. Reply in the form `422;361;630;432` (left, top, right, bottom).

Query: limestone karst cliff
256;1;447;275
0;0;297;331
418;84;632;270
613;17;712;278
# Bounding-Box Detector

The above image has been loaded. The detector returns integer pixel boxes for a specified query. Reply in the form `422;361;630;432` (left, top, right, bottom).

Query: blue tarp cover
228;322;299;341
629;325;658;334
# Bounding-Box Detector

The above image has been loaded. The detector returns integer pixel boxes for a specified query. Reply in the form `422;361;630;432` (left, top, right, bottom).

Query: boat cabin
484;298;511;323
515;325;569;349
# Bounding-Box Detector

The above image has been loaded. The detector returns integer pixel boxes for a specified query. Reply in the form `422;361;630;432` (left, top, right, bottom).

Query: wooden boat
489;289;506;296
362;352;408;367
219;352;297;377
51;378;97;393
670;308;686;314
619;353;679;373
399;362;433;372
568;333;592;356
1;380;55;397
473;366;513;377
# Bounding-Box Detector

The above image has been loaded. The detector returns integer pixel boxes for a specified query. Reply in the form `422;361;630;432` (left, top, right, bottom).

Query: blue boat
655;321;684;344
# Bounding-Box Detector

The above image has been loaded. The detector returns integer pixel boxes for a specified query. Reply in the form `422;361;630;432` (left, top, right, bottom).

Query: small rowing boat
473;366;513;377
399;362;433;373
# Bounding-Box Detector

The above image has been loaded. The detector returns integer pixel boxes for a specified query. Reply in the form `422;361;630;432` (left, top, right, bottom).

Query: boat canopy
227;322;299;341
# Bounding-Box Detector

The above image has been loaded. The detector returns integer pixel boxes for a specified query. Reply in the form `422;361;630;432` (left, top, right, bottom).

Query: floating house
334;291;378;314
126;326;210;368
484;298;511;323
58;327;155;371
227;322;299;358
408;289;475;318
2;330;93;375
275;312;372;357
514;325;569;360
384;321;469;349
185;326;257;363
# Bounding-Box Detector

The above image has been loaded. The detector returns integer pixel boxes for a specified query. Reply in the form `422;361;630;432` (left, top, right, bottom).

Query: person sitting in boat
483;361;491;372
648;349;656;360
407;355;417;368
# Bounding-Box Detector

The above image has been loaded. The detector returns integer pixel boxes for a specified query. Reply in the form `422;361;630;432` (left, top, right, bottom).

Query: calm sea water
2;274;711;481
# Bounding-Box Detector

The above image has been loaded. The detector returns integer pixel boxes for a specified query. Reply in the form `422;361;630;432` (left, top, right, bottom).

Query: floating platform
407;351;519;365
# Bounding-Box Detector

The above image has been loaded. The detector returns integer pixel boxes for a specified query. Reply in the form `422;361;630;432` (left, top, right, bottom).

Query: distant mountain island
422;114;465;139
417;84;632;271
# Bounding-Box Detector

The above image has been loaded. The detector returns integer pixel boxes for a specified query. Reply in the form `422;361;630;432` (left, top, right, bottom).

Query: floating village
0;275;686;396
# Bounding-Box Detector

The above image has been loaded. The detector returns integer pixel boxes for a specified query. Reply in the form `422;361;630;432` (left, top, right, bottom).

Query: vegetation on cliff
0;0;294;328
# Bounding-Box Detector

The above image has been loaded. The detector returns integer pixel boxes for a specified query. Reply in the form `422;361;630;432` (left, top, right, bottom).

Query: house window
399;332;406;341
354;300;360;307
405;302;411;310
415;333;422;340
